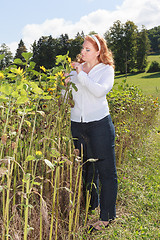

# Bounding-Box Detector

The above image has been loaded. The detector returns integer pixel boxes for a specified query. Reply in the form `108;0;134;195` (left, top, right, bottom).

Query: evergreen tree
14;39;27;61
32;36;59;70
32;33;83;70
68;34;83;61
57;34;70;55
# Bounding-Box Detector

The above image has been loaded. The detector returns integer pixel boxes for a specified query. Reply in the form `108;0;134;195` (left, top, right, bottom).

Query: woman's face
81;40;99;63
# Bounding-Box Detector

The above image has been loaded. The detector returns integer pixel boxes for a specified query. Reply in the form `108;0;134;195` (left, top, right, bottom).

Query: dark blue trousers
71;115;118;221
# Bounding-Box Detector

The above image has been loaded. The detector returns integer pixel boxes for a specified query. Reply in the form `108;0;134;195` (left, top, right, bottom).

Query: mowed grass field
114;55;160;99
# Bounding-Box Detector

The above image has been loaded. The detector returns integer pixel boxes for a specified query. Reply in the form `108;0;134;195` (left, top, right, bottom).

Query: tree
57;34;70;56
136;26;150;72
88;31;97;35
14;39;27;61
123;21;138;73
147;26;160;54
104;20;126;73
68;34;84;61
105;20;149;74
32;35;58;70
32;33;84;70
0;43;13;70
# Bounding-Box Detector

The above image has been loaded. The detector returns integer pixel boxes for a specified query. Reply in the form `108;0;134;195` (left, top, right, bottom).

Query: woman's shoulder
100;63;114;72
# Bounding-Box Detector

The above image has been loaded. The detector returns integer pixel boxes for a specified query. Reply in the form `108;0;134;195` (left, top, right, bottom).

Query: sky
1;0;160;55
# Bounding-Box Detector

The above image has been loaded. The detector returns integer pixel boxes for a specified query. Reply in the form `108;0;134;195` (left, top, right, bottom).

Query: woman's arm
77;66;114;98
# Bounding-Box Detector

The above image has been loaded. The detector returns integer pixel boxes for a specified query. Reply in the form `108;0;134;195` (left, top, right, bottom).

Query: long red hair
77;34;115;68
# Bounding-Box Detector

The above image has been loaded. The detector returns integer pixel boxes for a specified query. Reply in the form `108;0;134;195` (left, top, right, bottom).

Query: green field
148;54;160;65
114;55;160;99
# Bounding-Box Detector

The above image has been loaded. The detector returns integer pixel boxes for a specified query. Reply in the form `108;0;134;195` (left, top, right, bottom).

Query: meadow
0;53;159;239
115;55;160;98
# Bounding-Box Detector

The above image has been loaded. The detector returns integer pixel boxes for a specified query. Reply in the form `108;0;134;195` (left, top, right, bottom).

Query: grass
114;55;160;99
148;54;160;65
115;72;160;98
85;55;160;239
86;111;160;240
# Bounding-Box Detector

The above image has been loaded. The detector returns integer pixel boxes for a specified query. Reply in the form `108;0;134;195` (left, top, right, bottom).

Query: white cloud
7;42;19;56
8;0;160;54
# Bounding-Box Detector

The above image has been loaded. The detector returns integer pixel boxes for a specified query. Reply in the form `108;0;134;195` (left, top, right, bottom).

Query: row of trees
32;33;84;70
0;21;160;73
0;33;84;71
104;20;150;73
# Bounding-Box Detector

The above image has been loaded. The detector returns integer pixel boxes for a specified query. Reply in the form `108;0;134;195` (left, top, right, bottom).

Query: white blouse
70;63;114;123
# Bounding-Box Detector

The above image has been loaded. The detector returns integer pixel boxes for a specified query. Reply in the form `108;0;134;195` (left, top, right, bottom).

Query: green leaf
30;82;43;94
32;87;43;95
16;96;29;105
71;82;78;92
12;90;19;98
22;52;33;62
7;73;16;78
42;95;52;100
50;66;63;77
0;95;8;103
0;85;13;95
25;108;34;112
28;61;36;69
56;54;66;65
31;70;41;76
14;58;24;65
26;155;35;162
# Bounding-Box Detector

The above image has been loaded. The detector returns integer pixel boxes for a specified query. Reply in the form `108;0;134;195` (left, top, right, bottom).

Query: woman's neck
84;60;100;73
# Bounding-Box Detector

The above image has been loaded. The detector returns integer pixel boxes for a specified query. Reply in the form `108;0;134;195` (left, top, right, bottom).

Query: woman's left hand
64;72;70;86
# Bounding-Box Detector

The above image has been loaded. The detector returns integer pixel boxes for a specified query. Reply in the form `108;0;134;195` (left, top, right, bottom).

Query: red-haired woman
70;34;117;231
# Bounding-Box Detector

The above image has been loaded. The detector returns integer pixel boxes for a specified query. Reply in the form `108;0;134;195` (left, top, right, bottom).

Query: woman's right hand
71;62;82;74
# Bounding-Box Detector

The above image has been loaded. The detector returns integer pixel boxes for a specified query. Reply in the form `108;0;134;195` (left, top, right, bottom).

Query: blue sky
1;0;160;54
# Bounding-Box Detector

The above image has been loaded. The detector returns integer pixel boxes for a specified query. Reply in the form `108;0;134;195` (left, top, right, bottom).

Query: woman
69;34;117;231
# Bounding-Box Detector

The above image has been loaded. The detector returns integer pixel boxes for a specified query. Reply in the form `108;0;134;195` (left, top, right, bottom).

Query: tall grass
0;52;85;239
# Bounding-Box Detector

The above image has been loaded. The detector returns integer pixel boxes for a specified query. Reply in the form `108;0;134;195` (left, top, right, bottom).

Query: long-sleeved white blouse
70;63;114;123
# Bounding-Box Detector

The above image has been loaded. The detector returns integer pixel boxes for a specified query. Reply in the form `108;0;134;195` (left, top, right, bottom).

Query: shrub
107;79;159;165
147;61;160;73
